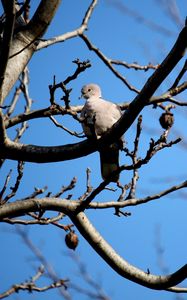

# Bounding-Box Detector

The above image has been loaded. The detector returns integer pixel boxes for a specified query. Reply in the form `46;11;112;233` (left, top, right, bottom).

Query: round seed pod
65;230;79;250
159;112;174;129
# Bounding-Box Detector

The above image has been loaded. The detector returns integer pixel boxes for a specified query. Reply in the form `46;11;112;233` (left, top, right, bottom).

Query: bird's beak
79;91;84;99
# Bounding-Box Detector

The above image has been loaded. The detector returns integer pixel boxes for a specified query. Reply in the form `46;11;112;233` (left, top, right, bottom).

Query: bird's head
80;83;102;99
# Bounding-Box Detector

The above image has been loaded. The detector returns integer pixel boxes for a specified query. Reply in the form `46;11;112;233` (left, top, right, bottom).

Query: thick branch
0;0;15;94
5;106;82;128
23;0;61;40
0;198;78;219
1;198;187;290
1;0;61;103
0;138;95;162
36;0;98;50
1;25;187;162
71;211;187;290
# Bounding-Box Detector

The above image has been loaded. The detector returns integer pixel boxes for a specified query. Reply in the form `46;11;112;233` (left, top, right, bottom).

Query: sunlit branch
150;81;187;106
0;1;15;96
126;115;142;199
80;34;140;93
71;211;187;290
2;212;73;231
1;161;24;204
110;59;159;71
49;115;84;138
5;105;83;128
1;24;187;163
89;179;187;209
36;0;98;51
0;180;187;218
169;59;187;90
0;110;7;144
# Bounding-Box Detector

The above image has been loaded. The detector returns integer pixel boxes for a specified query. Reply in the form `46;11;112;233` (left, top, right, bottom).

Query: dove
80;83;123;182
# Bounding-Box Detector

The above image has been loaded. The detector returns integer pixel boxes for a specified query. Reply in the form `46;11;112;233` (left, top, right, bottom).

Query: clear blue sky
1;1;187;300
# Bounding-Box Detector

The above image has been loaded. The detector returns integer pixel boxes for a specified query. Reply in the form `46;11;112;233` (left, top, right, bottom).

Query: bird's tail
99;143;120;182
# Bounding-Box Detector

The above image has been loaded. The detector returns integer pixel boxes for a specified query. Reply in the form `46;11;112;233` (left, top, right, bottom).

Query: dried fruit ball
159;112;174;130
65;230;79;250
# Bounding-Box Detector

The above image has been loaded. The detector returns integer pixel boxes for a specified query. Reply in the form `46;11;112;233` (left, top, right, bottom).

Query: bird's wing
81;97;122;138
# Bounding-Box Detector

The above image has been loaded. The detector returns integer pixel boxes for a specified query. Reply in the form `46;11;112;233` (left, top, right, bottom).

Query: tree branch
89;180;187;209
71;211;187;290
1;25;187;162
1;1;61;103
24;0;61;40
0;0;15;95
0;265;68;299
80;34;140;93
1;193;187;291
36;0;98;50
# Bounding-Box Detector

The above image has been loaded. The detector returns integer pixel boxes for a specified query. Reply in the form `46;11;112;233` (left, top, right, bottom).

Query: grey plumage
80;83;123;182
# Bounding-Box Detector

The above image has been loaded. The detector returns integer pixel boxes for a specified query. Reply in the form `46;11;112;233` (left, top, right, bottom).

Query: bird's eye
88;88;91;92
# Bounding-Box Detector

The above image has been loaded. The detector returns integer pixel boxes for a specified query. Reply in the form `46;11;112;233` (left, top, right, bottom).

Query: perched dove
80;83;123;182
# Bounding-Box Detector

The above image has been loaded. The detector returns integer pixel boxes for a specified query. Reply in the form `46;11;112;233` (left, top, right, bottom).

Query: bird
80;83;123;182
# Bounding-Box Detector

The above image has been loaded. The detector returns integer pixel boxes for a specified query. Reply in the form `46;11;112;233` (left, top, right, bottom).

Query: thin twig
0;169;12;200
111;59;159;71
89;180;187;209
36;0;98;51
49;59;91;106
49;116;84;138
53;177;77;198
80;34;140;93
126;115;142;199
78;168;93;201
169;59;187;90
16;227;72;299
0;265;68;299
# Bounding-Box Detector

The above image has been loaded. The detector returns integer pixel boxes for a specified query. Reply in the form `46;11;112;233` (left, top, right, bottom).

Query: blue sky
1;1;187;300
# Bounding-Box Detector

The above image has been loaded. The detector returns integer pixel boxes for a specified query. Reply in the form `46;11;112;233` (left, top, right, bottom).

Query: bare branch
1;1;62;103
49;115;84;138
14;122;29;142
0;110;7;144
1;191;187;291
79;168;93;201
0;169;12;200
5;105;83;129
36;0;98;51
0;178;187;218
48;59;91;106
70;254;111;300
80;34;140;93
53;177;77;198
89;180;187;209
126;115;142;199
70;211;187;290
15;0;31;23
2;212;74;232
1;161;24;204
1;24;187;163
0;265;68;299
24;0;61;40
0;1;15;94
169;59;187;90
111;59;159;71
16;227;71;300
